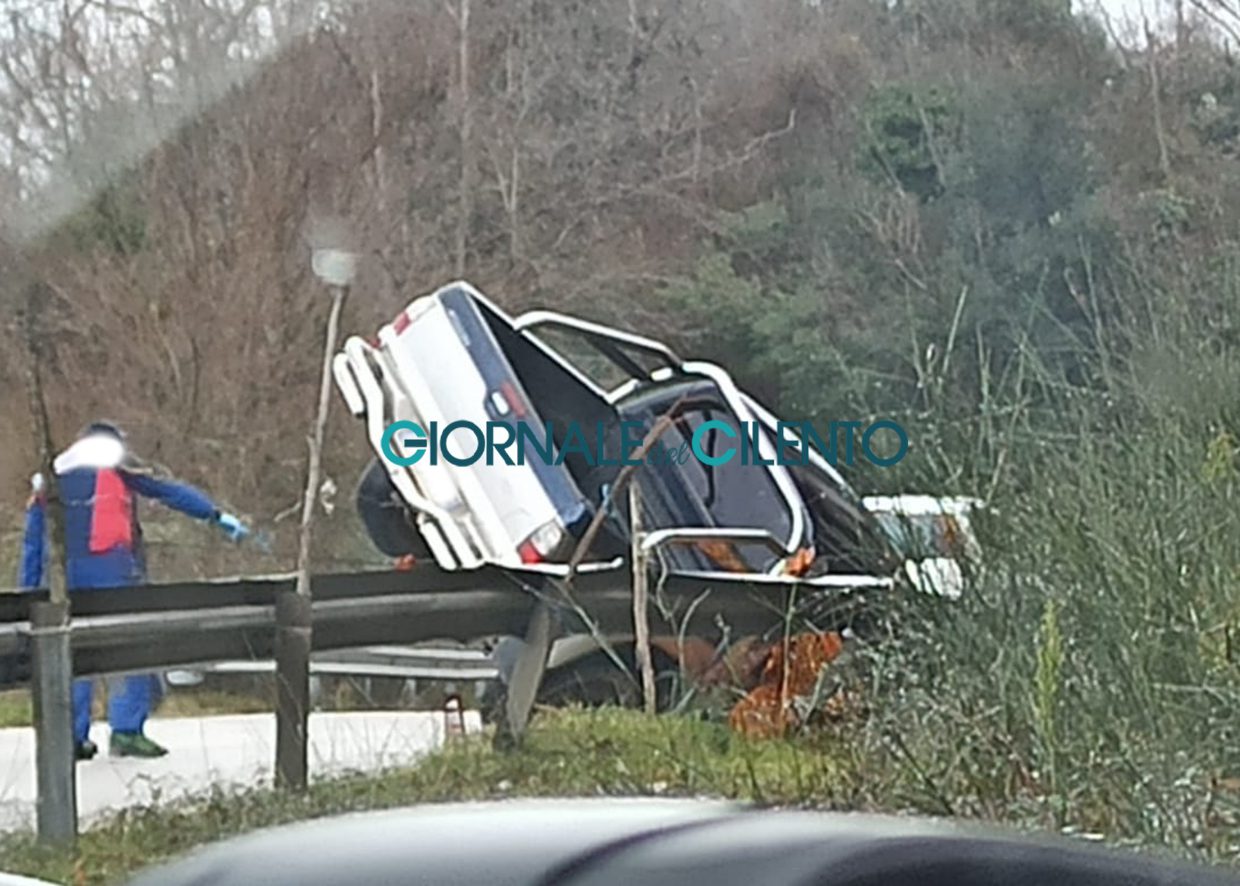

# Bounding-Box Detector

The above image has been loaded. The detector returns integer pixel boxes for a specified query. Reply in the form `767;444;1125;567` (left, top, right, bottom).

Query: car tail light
392;310;412;335
517;540;543;564
520;519;565;563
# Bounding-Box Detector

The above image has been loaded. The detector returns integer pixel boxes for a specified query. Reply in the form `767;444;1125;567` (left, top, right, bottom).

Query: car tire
356;458;431;560
536;646;680;712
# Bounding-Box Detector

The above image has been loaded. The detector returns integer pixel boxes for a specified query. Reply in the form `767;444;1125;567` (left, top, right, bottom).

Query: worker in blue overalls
19;421;249;760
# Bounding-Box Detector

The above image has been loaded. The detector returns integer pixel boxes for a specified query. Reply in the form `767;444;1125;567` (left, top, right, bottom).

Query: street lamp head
311;247;358;288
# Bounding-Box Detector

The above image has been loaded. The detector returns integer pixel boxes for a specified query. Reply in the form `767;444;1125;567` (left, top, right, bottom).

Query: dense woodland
0;0;1234;568
4;0;1240;850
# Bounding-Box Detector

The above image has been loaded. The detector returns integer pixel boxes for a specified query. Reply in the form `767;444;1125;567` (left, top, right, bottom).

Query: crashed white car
334;281;898;581
330;281;980;710
862;495;984;600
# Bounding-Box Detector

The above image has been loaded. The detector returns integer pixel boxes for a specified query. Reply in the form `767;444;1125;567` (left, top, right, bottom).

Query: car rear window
636;405;795;572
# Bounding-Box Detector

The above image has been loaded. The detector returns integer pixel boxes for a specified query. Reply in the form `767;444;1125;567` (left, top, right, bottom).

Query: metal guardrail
0;563;890;686
191;646;501;683
201;659;499;682
1;559;892;845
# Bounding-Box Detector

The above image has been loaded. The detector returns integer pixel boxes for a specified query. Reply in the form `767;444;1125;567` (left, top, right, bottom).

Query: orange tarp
728;631;844;739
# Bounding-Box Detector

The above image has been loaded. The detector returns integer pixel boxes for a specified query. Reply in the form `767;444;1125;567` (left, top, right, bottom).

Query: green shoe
109;732;168;758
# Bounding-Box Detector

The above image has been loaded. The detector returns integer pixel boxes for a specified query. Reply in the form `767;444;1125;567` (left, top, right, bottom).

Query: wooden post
274;590;312;790
276;282;347;790
628;482;656;715
30;600;76;845
21;282;77;844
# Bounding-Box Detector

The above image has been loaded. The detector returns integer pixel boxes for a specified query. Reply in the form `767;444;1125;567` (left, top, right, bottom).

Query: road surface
0;710;481;831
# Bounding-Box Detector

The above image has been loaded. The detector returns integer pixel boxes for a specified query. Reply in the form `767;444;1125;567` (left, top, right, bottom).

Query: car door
743;394;900;578
511;312;812;575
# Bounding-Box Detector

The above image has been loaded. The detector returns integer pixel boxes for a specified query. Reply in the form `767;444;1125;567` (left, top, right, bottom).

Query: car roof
126;799;738;886
611;373;723;415
124;799;1240;886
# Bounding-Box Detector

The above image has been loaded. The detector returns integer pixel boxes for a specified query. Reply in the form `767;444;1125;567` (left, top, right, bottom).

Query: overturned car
332;281;966;714
333;281;900;578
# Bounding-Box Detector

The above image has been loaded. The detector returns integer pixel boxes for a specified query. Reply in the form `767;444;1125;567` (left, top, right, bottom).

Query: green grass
7;702;1237;885
155;690;270;718
7;271;1240;882
9;401;1240;881
0;679;421;729
0;708;865;885
0;689;269;729
0;690;33;728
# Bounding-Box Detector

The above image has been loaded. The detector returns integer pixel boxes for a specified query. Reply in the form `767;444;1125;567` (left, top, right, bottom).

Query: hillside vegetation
2;0;1240;862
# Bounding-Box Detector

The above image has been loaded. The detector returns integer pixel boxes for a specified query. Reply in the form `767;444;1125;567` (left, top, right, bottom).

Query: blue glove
217;512;249;542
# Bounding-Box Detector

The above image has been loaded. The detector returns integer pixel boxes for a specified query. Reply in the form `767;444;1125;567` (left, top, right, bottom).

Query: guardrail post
30;599;76;844
274;590;312;790
493;601;553;751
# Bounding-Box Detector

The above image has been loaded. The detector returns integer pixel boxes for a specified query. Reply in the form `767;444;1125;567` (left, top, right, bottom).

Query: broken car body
332;281;974;710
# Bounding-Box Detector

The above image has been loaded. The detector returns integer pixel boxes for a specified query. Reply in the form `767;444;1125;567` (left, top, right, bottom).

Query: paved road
0;710;481;831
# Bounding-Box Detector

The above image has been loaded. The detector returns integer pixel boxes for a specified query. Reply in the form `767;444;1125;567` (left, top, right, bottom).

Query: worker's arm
122;471;219;520
122;471;250;540
19;495;45;590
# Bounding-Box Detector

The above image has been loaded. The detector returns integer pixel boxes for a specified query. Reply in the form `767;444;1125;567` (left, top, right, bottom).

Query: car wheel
537;647;680;712
356;458;431;559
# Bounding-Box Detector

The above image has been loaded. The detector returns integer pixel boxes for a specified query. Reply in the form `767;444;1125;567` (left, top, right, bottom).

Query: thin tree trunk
370;67;387;215
628;482;657;715
21;285;68;608
294;285;347;597
1146;21;1174;184
20;281;78;841
455;0;472;277
1176;0;1187;57
509;141;520;260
